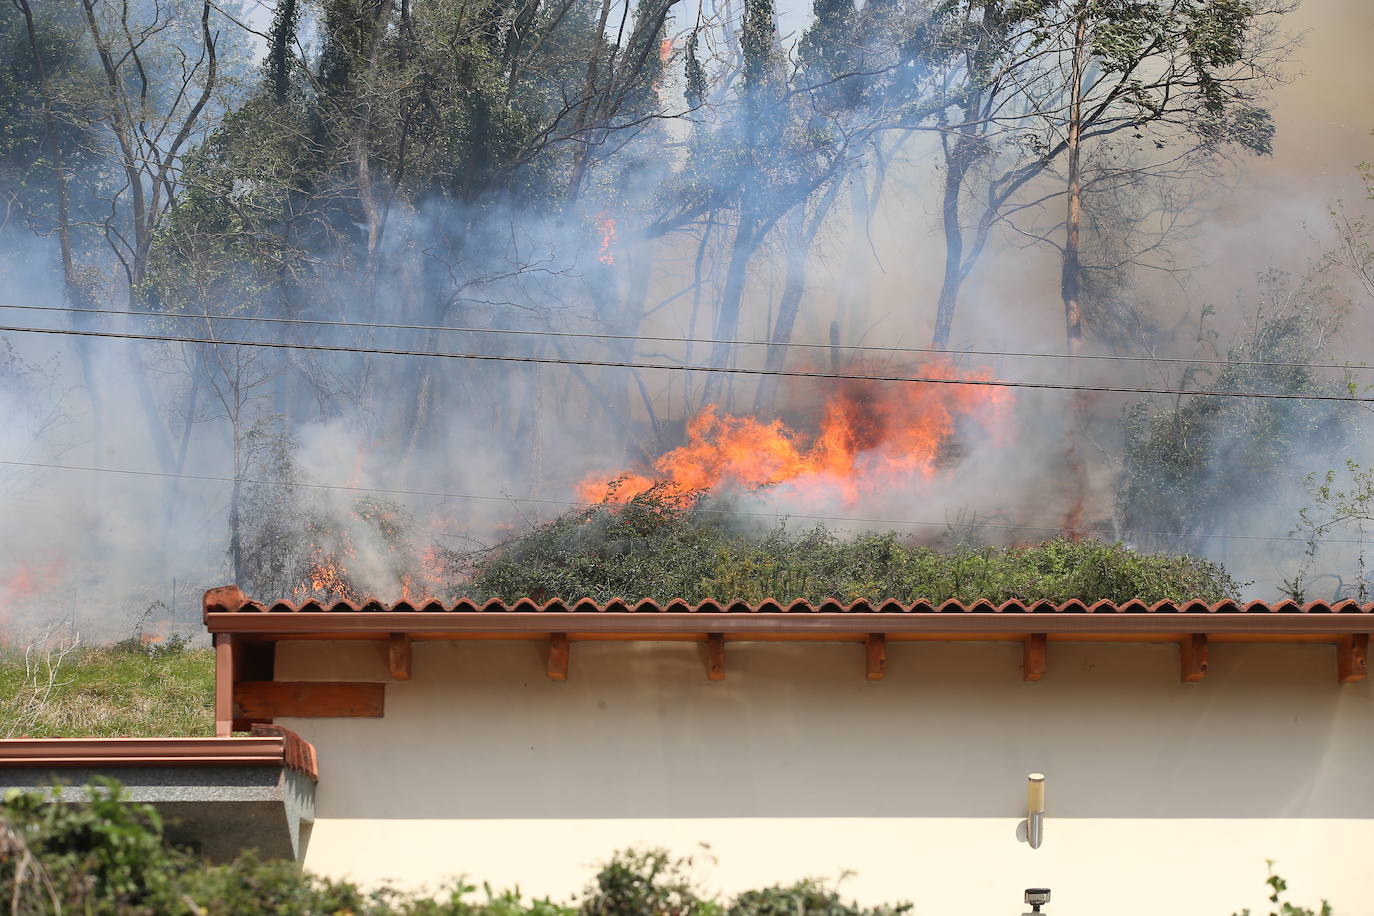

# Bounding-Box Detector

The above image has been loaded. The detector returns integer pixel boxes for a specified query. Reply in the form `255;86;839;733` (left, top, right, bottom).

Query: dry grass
0;643;214;738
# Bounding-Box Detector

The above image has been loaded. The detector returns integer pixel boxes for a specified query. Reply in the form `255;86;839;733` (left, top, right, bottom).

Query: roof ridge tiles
204;587;1374;617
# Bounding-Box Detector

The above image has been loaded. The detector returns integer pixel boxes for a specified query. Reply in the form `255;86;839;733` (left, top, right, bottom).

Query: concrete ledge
0;734;317;863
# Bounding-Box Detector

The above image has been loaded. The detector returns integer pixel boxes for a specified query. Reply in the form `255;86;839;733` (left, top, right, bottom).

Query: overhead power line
0;457;1363;546
1;323;1370;403
2;302;1369;374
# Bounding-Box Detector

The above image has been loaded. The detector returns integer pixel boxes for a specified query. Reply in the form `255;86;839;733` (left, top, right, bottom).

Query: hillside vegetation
0;643;213;739
467;494;1240;605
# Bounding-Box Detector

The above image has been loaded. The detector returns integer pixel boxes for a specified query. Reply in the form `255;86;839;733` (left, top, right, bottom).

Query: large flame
578;360;1010;506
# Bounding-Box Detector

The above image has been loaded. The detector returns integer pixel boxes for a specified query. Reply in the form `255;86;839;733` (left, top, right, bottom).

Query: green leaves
468;489;1239;604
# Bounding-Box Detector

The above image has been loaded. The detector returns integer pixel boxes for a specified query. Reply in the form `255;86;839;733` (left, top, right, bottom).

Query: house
195;585;1374;916
3;586;1371;912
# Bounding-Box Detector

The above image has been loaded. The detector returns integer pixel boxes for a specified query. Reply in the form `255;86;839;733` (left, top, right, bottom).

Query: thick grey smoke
0;0;1371;642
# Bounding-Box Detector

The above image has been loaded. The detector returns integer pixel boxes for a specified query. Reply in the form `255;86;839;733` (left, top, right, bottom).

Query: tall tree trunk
699;211;763;408
932;146;969;349
754;177;843;414
1061;8;1087;357
1061;5;1089;535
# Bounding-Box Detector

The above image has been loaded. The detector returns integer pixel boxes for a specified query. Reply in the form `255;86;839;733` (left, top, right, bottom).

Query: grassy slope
0;646;214;738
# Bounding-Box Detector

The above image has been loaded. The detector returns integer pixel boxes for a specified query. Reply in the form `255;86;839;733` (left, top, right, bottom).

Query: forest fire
595;213;617;264
0;559;66;628
578;361;1011;506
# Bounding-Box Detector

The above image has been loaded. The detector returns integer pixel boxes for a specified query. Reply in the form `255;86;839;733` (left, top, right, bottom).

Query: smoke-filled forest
0;0;1371;640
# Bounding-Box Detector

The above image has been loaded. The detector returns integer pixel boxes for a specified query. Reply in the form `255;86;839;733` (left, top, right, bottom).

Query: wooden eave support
214;634;235;737
233;681;385;719
388;634;412;681
1181;634;1208;682
547;633;570;681
706;633;725;680
1338;634;1369;685
1024;633;1047;682
865;633;886;680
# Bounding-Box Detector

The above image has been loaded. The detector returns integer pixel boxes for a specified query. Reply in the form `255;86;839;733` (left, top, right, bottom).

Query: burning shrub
235;419;434;604
468;490;1238;605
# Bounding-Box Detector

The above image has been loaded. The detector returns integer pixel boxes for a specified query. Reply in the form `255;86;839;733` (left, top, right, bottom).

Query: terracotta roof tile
203;585;1374;617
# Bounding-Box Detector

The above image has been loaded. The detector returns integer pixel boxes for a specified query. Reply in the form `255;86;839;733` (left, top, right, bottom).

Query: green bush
464;490;1239;605
0;783;906;916
0;783;1339;915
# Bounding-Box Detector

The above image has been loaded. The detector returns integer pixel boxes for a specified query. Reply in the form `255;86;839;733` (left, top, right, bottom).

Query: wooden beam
547;633;570;681
1024;633;1047;682
1181;634;1208;682
1337;634;1369;685
214;634;235;737
233;681;385;719
388;634;412;681
865;633;886;680
706;633;725;680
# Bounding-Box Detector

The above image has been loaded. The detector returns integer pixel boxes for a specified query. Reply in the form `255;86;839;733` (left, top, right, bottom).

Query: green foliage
1;786;910;916
466;488;1239;604
1231;864;1332;916
581;850;719;916
1118;271;1358;555
728;879;909;916
2;778;174;911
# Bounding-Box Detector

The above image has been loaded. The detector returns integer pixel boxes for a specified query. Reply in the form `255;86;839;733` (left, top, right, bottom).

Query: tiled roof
202;585;1374;639
205;586;1373;616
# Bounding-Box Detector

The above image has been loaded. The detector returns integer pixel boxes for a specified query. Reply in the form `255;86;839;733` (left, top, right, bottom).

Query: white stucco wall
275;638;1374;916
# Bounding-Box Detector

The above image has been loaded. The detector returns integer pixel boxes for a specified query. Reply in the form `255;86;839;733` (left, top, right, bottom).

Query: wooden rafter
1024;633;1047;682
1337;634;1369;684
706;633;725;680
388;634;412;681
865;633;886;680
1181;634;1209;683
548;633;570;681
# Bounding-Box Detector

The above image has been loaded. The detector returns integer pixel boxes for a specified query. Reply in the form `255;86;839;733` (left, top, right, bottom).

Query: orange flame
0;559;66;627
595;212;616;265
578;361;1010;506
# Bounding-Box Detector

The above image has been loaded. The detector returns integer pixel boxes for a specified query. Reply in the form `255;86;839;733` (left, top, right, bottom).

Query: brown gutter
204;609;1374;637
0;730;318;781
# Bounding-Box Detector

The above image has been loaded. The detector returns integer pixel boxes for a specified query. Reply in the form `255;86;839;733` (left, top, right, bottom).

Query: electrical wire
0;457;1364;546
3;301;1369;373
1;323;1370;403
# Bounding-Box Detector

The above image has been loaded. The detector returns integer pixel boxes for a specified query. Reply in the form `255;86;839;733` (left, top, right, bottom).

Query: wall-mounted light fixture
1027;773;1045;849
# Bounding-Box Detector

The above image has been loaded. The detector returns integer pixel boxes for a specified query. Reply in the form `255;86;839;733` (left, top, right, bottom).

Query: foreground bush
0;783;910;916
466;491;1239;604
